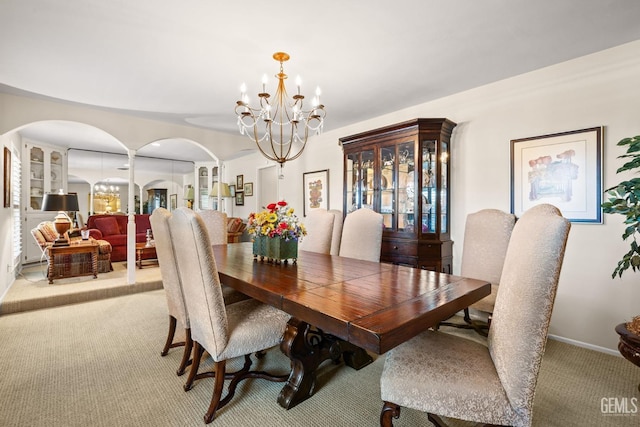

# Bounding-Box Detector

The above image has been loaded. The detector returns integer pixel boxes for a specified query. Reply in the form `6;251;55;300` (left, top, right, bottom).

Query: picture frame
510;127;603;223
302;169;329;216
4;147;11;208
229;184;236;197
244;182;253;196
169;193;177;211
236;174;244;188
235;191;244;206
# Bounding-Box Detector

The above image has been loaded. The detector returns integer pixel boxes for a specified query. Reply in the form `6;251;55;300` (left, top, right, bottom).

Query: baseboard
548;333;620;357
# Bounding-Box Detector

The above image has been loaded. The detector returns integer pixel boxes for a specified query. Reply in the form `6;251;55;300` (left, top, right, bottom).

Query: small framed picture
235;191;244;206
244;182;253;196
303;169;329;216
229;184;236;197
236;174;244;188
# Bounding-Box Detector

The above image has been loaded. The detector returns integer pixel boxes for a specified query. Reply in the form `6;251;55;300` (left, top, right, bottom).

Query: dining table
212;242;491;410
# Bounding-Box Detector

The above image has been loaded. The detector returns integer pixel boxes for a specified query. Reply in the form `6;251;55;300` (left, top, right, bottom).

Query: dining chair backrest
168;208;229;358
328;209;344;256
197;209;228;245
339;208;384;262
461;208;516;313
299;209;334;254
150;208;189;329
488;203;570;421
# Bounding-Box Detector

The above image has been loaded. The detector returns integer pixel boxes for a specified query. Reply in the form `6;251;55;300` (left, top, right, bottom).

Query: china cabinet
340;118;456;272
146;188;167;214
22;141;68;263
195;163;218;210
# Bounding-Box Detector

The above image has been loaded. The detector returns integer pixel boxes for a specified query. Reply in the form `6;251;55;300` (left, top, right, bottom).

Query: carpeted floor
0;288;638;426
0;262;163;314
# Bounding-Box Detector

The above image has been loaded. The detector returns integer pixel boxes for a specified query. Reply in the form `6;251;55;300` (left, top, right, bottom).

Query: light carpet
0;262;163;314
0;290;638;426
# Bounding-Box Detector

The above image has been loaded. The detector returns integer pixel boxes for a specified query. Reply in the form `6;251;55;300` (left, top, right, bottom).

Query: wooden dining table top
212;242;491;355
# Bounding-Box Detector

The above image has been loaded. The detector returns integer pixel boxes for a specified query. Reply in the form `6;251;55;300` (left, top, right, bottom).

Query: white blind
12;149;21;268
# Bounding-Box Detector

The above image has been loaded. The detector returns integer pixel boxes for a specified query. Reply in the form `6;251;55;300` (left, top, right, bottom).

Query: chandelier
235;52;326;165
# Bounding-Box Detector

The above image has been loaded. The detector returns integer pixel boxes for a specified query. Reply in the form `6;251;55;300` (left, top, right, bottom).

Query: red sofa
86;214;153;262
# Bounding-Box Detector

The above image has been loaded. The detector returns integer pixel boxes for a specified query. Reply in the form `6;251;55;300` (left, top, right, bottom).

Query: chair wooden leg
161;316;177;356
380;401;400;427
176;328;193;376
204;360;226;424
184;341;204;392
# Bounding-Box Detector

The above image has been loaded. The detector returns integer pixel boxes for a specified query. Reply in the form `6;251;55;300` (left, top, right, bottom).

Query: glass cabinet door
421;141;436;234
50;150;63;193
396;141;415;233
198;166;208;209
345;150;374;213
420;139;449;235
29;147;45;210
380;145;395;229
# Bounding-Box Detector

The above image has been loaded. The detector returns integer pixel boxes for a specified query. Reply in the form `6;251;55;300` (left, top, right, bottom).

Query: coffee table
47;240;99;284
135;243;157;268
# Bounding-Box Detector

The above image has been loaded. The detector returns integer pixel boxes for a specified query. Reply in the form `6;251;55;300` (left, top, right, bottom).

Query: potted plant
602;135;640;378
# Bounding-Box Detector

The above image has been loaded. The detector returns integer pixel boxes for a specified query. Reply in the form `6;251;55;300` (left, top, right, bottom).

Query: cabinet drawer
382;240;418;257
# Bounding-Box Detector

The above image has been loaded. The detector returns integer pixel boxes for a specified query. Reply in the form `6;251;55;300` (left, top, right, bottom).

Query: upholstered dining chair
197;209;251;305
150;208;192;376
440;208;516;336
339;208;384;262
299;209;334;254
168;207;291;424
379;203;570;427
328;209;344;256
197;209;228;245
151;208;249;378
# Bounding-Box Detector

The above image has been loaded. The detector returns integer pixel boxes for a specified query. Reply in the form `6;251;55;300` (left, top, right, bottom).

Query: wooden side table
135;243;157;269
47;241;99;284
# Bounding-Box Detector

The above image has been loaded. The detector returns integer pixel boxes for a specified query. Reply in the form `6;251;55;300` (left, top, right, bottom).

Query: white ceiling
2;0;640;164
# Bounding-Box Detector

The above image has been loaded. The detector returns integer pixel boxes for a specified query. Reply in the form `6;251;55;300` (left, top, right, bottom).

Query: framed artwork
510;127;603;223
244;182;253;196
3;147;11;208
236;174;244;188
235;191;244;206
229;184;236;197
303;169;329;216
169;194;177;211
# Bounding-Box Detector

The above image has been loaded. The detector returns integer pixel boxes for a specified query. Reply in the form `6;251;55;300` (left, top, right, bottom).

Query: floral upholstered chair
31;221;113;275
379;204;570;427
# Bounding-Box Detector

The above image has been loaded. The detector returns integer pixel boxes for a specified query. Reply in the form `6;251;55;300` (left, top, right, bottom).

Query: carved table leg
48;250;54;284
277;317;373;409
91;249;98;279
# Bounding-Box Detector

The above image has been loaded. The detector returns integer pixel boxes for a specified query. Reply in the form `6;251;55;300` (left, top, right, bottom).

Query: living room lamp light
235;52;326;166
210;182;232;213
183;185;195;209
41;191;80;247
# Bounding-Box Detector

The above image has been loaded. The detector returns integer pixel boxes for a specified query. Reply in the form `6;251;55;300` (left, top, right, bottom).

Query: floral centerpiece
247;200;306;263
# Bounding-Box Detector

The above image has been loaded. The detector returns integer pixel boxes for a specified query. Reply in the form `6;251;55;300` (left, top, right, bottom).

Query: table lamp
183;185;195;209
210;183;232;213
42;192;80;247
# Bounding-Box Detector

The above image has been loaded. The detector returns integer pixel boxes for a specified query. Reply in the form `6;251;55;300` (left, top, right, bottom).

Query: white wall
224;40;640;352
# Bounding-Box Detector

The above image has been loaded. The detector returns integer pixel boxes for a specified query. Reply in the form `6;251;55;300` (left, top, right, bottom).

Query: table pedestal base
278;317;373;409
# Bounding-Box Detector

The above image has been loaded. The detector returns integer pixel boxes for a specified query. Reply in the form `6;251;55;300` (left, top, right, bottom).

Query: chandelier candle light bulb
235;51;326;165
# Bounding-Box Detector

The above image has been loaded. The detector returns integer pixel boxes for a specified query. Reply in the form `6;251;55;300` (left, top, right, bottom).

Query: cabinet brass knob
394;246;398;250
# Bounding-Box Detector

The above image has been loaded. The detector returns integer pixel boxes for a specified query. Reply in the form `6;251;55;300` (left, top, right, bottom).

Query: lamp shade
41;193;79;212
183;186;195;200
210;183;231;198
